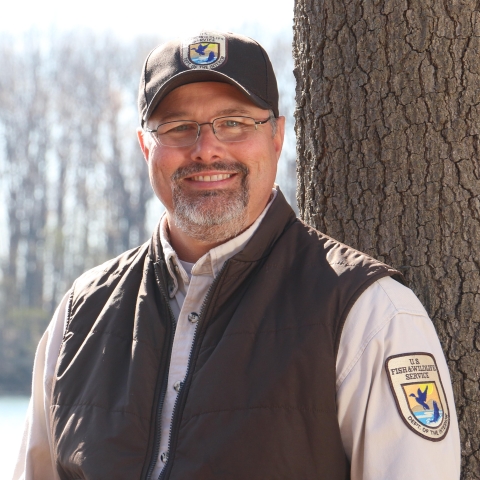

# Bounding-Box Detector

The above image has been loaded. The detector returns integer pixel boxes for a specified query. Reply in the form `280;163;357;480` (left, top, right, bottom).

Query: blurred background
0;0;296;476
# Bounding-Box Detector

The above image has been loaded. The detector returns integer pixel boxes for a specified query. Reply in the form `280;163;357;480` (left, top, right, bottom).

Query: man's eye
172;123;194;132
224;120;241;128
218;118;248;129
161;123;196;135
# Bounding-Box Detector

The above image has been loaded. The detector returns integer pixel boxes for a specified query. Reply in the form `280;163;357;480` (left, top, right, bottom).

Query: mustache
171;161;249;182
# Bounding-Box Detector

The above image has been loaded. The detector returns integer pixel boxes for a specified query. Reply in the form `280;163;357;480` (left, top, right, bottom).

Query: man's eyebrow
154;107;256;124
215;107;254;116
154;111;189;124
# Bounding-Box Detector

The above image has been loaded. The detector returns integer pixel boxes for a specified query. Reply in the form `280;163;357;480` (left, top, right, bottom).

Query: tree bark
293;0;480;477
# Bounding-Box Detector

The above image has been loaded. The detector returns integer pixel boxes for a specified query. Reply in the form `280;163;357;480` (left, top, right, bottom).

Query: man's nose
190;122;225;161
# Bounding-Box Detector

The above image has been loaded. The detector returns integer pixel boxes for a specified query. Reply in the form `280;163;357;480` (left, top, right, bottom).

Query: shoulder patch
385;353;450;441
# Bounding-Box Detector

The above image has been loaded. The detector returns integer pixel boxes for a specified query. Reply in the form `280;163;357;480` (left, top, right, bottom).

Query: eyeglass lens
155;116;257;147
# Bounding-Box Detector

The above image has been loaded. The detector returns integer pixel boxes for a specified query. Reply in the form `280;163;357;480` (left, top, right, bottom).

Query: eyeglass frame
144;115;272;148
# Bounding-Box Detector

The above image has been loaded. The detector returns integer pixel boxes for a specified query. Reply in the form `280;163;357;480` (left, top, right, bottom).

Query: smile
191;174;234;182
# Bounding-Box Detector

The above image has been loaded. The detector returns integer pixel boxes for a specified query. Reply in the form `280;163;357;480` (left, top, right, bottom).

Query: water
0;396;29;479
414;409;444;428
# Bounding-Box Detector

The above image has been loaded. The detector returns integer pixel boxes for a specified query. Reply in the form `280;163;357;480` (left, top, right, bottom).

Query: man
14;31;460;479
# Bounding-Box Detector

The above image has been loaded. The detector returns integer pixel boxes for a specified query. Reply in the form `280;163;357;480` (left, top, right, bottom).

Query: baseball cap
138;31;279;126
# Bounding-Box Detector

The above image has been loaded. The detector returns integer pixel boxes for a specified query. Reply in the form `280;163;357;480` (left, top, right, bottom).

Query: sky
0;0;294;40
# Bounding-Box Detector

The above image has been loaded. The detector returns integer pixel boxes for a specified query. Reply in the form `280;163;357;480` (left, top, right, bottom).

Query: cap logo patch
385;353;450;441
182;33;227;70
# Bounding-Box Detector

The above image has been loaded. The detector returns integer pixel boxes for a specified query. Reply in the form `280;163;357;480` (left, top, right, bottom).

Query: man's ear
137;127;150;163
273;116;286;162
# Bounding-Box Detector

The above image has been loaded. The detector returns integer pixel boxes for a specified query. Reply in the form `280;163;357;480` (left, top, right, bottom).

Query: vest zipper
144;261;178;480
158;260;230;480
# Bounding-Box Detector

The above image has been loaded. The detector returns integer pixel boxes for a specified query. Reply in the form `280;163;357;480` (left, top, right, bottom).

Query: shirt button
160;451;168;463
173;381;183;392
188;312;199;323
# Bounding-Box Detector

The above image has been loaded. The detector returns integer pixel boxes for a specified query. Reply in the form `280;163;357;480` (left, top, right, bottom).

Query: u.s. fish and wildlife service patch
385;352;450;441
181;33;227;70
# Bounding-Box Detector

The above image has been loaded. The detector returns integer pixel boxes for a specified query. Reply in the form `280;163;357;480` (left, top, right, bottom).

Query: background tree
293;0;480;477
0;31;155;393
0;28;297;395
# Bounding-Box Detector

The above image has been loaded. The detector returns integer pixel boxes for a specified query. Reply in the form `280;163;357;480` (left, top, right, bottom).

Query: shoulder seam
377;277;426;317
336;280;429;390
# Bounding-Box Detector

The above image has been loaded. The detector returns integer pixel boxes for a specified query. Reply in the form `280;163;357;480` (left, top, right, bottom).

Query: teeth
192;174;232;182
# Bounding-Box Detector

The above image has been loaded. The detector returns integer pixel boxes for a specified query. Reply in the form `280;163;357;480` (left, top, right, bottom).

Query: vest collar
230;187;297;264
152;188;284;297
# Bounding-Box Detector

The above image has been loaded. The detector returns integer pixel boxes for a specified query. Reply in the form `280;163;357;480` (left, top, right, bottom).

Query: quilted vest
51;190;402;479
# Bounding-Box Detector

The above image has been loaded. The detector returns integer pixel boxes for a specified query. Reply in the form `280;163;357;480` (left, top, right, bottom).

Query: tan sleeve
336;277;461;480
12;291;70;480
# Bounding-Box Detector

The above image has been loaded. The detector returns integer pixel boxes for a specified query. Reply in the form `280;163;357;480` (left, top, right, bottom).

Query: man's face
138;82;285;244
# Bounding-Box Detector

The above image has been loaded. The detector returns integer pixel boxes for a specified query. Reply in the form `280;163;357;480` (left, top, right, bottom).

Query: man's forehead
150;82;267;122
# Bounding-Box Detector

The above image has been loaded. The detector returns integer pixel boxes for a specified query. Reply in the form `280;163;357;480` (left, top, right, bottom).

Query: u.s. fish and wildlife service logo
181;33;227;70
385;353;450;441
403;382;444;427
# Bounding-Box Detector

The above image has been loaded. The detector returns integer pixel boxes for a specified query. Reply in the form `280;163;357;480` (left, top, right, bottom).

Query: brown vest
51;191;402;479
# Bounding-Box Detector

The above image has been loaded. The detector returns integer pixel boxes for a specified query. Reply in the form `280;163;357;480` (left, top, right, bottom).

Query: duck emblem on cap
182;33;227;70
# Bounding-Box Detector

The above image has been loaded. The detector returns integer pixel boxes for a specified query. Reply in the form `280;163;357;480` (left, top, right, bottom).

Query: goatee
171;161;249;244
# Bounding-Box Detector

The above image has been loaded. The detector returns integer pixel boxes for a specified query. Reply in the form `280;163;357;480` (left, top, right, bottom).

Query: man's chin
172;188;249;243
170;169;250;243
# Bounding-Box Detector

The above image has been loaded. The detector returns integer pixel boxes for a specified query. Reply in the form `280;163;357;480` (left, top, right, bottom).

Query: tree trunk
293;0;480;477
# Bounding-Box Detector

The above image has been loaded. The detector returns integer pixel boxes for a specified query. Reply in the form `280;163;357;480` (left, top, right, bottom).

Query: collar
158;188;278;298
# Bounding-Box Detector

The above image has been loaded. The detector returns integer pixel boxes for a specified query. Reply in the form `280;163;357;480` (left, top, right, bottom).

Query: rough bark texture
293;1;480;477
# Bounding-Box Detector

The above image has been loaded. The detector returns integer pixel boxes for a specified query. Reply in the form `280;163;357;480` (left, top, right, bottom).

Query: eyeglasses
145;115;271;148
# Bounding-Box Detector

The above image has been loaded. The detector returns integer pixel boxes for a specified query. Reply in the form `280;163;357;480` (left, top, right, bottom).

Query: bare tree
0;33;50;310
0;33;51;391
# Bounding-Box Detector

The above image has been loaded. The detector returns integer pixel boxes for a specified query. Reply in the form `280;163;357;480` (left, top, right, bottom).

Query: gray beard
171;162;249;244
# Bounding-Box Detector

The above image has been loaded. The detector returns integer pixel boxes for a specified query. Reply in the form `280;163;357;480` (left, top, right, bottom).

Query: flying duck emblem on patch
182;33;227;70
385;353;450;441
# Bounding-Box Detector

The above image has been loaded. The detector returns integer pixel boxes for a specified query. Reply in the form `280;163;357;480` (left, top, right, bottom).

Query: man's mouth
172;161;248;184
191;174;234;182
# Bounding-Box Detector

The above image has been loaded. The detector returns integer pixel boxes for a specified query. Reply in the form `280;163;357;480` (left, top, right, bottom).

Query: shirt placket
153;264;213;478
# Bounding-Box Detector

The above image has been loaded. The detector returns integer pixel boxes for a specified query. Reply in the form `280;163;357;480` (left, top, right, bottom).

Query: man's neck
165;191;276;263
166;217;228;263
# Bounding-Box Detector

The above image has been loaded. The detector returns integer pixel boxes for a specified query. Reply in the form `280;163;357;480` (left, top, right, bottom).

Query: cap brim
143;70;273;124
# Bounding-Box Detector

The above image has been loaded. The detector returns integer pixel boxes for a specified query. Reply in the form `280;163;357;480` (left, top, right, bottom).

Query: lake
0;396;29;479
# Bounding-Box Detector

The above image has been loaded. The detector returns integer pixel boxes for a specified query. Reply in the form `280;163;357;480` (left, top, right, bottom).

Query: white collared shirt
13;191;461;480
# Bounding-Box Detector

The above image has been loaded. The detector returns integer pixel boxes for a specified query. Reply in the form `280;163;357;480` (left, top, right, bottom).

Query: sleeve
12;291;70;480
336;277;461;480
